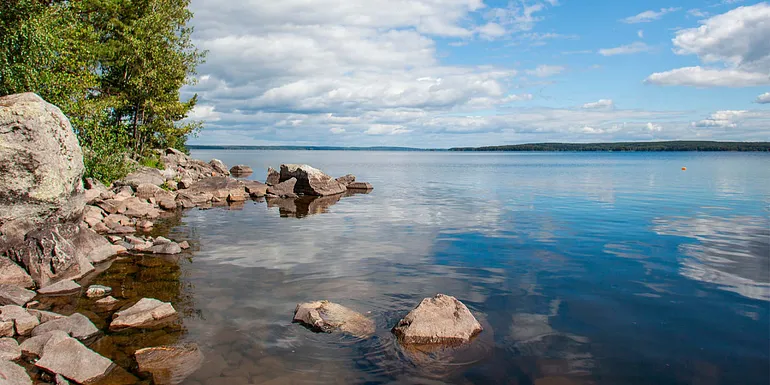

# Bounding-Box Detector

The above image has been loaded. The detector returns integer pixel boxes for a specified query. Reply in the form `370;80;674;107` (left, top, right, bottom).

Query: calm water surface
92;151;770;384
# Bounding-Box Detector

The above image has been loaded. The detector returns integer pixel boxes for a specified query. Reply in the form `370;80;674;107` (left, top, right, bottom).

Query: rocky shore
1;93;481;384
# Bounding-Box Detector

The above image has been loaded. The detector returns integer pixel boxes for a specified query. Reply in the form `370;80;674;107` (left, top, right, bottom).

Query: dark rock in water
392;294;482;346
209;159;230;176
0;360;32;385
347;182;373;191
0;305;40;336
37;280;81;296
0;257;34;288
279;164;347;196
35;334;114;384
32;313;99;340
119;166;165;188
229;165;253;175
266;167;280;186
293;300;374;338
0;284;36;307
0;93;86;249
242;180;268;197
6;223;98;288
110;298;177;331
0;337;21;360
267;178;298;198
336;174;356;186
134;343;204;385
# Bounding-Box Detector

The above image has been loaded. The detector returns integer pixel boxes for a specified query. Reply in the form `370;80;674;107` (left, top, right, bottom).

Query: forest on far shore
450;141;770;152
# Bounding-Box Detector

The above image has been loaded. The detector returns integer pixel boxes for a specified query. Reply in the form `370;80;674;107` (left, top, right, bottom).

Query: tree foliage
0;0;204;183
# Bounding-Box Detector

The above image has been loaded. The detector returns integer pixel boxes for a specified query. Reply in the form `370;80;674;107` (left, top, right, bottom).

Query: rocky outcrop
267;178;298;198
392;294;482;346
279;164;347;196
35;334;114;384
135;343;204;385
293;300;374;338
109;298;177;331
229;165;253;176
266;167;280;186
0;93;85;249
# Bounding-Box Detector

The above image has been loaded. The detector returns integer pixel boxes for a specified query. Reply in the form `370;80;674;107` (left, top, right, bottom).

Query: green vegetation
450;141;770;152
0;0;204;183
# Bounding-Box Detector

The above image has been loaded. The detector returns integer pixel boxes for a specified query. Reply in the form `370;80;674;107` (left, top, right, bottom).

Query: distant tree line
0;0;204;183
450;141;770;152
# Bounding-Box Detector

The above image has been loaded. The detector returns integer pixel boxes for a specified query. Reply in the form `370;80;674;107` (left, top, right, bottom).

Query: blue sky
184;0;770;147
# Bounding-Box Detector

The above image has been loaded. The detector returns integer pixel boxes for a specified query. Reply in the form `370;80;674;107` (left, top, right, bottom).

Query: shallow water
70;151;770;384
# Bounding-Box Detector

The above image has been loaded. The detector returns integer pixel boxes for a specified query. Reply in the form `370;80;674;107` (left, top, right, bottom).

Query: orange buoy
681;167;687;171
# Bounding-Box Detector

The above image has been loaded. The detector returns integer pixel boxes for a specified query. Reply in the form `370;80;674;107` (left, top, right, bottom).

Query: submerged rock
110;298;177;331
0;360;32;385
35;335;114;384
279;164;347;196
293;300;374;337
85;285;112;299
31;313;99;340
37;279;81;296
0;284;36;307
134;343;204;385
392;294;482;346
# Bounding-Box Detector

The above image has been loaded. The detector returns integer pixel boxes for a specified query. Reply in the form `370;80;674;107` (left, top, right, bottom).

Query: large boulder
279;164;347;196
229;165;252;176
6;223;98;288
0;93;85;247
0;284;35;306
35;334;114;384
392;294;482;346
135;343;204;385
31;312;99;340
186;177;246;202
293;300;374;338
0;305;39;336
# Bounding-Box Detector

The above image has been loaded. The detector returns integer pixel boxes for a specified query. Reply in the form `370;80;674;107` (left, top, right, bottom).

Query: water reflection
653;215;770;301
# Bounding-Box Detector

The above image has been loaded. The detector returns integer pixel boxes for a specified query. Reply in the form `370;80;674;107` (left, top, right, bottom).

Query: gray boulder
35;335;114;384
110;298;177;331
135;343;204;385
0;257;34;288
293;300;374;338
0;284;36;307
392;294;482;346
279;164;347;196
0;93;86;248
31;313;99;340
0;360;32;385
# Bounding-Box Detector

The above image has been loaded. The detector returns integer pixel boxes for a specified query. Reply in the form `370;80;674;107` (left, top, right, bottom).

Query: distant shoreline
189;141;770;152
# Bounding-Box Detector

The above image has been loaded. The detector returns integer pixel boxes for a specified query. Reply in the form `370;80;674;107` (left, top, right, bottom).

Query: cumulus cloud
646;122;663;132
582;99;615;110
621;7;680;23
364;124;412;135
691;110;770;128
329;127;346;134
637;30;644;38
756;92;770;104
526;65;565;78
599;42;652;56
646;3;770;87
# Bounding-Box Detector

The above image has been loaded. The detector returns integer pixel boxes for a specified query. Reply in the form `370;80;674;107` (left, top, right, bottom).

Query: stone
150;241;182;255
0;321;12;337
0;338;20;361
392;294;482;346
266;178;298;198
0;305;40;336
187;177;245;202
110;298;177;331
293;300;374;338
178;241;190;250
347;182;373;190
119;167;165;188
279;164;347;196
0;93;85;248
229;165;253;176
136;219;154;230
37;280;81;296
113;185;134;200
120;197;161;218
158;198;177;210
31;313;99;340
82;205;104;227
71;226;115;264
103;213;131;229
94;296;120;310
35;335;114;384
85;285;112;299
209;159;230;176
55;374;70;385
95;199;120;214
153;236;171;245
27;309;65;324
242;180;268;197
106;235;122;244
335;174;356;186
135;343;204;385
266;167;280;186
177;178;193;190
0;360;32;385
19;330;70;358
0;285;36;307
108;226;136;235
0;257;34;289
92;221;110;233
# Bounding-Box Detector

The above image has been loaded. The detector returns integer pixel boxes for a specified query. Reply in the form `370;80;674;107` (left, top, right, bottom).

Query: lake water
81;151;770;385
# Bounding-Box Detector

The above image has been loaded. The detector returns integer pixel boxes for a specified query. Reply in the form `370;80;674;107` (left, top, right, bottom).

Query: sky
183;0;770;147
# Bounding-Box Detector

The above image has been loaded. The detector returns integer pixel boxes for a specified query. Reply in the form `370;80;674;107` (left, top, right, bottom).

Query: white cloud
187;105;220;121
621;7;680;23
329;127;346;134
646;122;663;132
582;99;615;110
691;110;770;128
599;42;652;56
756;92;770;104
687;9;708;18
364;124;412;135
645;66;770;87
526;64;565;78
477;23;507;40
637;30;644;38
647;3;770;88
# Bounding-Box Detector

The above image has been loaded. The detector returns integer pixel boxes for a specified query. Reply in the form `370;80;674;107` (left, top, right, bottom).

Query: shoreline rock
293;300;374;338
110;298;177;331
392;294;482;346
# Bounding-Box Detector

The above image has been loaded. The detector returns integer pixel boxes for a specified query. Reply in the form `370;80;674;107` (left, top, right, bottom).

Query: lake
84;151;770;384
